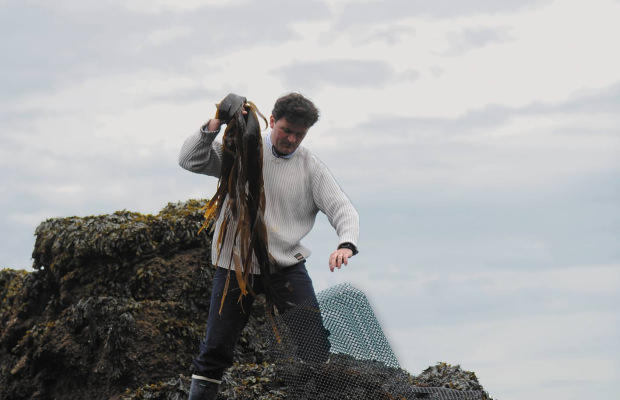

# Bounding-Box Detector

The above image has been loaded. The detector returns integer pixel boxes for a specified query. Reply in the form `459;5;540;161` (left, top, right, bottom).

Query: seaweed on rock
1;200;494;400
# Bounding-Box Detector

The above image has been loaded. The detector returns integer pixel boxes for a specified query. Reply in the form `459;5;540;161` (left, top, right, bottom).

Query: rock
0;200;494;400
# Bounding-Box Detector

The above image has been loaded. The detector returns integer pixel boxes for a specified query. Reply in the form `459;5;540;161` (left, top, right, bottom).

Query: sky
1;0;619;398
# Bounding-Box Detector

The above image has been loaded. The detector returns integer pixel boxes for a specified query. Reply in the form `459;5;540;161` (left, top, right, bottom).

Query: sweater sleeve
178;123;223;177
311;161;360;249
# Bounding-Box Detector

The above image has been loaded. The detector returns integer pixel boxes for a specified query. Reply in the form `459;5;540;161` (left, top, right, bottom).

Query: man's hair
272;92;320;127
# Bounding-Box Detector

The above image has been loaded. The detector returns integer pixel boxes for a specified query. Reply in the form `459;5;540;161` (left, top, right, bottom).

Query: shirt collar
266;132;296;159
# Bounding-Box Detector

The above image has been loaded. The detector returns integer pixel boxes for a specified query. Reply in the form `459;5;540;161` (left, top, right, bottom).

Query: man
178;92;359;399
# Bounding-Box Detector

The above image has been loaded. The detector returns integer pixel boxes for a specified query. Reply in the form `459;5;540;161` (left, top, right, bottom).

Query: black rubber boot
188;376;220;400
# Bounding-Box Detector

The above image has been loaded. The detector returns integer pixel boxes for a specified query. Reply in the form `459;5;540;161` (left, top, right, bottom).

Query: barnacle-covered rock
32;200;210;276
218;362;286;400
1;200;247;400
1;200;494;400
120;374;191;400
415;362;485;391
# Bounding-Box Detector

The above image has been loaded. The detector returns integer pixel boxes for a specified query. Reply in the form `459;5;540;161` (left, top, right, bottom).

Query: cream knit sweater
179;125;359;274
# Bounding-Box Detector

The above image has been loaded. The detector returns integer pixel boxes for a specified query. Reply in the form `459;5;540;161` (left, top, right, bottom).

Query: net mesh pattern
265;283;485;400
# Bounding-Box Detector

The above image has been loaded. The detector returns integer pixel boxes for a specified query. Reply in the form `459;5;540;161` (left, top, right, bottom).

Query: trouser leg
271;262;331;363
192;267;256;381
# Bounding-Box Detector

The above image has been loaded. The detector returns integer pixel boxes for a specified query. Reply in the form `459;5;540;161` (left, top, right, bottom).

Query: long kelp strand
200;93;279;313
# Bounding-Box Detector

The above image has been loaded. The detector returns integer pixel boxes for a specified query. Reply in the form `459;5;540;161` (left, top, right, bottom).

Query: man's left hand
329;248;353;272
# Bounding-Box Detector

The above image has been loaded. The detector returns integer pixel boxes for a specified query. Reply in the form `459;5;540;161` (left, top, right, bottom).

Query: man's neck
266;133;296;159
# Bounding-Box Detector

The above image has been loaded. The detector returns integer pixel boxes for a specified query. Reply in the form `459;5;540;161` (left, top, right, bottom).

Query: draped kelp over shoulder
199;93;278;313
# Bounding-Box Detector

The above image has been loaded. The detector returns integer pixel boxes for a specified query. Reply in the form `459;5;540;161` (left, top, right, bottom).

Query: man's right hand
206;94;253;132
206;118;223;132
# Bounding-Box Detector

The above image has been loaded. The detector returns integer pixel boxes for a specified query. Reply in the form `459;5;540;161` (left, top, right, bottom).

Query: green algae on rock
31;200;210;275
1;200;494;400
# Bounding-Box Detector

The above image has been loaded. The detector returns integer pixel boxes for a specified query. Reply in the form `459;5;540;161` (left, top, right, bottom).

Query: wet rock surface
1;200;493;399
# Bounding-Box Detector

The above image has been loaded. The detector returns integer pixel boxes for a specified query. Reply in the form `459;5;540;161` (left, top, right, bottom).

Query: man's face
269;116;309;155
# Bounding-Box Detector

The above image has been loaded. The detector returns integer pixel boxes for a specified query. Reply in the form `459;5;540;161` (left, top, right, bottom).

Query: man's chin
276;147;294;155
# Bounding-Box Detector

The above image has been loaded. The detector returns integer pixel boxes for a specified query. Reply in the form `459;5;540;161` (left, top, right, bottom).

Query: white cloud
332;0;553;25
442;26;515;56
455;265;620;294
274;59;397;91
433;1;620;107
145;26;192;46
334;263;620;300
8;211;59;227
2;2;619;399
118;0;245;13
391;311;619;399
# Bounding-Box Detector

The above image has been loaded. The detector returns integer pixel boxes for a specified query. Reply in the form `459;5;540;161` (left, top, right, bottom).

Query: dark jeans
192;262;330;379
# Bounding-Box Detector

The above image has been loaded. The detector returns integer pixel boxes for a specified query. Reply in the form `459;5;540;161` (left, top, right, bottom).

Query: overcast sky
2;0;619;398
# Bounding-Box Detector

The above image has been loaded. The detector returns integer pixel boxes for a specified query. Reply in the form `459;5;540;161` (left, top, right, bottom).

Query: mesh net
265;283;486;400
317;282;399;368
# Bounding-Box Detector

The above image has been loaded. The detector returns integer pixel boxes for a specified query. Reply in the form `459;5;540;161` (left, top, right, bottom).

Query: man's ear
269;115;275;129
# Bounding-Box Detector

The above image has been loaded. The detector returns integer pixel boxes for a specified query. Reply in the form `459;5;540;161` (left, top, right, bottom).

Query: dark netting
264;283;487;400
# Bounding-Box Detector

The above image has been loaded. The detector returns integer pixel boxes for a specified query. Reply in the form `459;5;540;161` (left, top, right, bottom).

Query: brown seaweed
200;93;277;312
2;202;494;400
